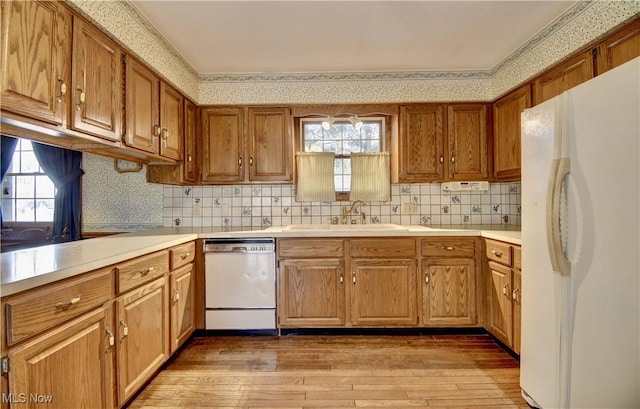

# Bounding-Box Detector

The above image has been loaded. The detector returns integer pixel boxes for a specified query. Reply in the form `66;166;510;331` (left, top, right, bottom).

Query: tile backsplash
162;182;521;229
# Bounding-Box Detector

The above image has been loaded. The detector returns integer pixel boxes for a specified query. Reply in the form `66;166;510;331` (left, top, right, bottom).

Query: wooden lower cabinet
170;263;195;353
278;259;345;327
6;305;114;409
422;258;477;326
487;260;513;345
116;276;169;406
350;258;418;326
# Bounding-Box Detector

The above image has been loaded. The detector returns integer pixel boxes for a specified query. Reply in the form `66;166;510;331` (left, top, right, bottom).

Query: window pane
35;199;54;222
36;175;55;197
20;151;40;173
7;157;18;173
15;176;35;198
303;123;323;140
305;140;323;152
322;140;341;154
15;199;35;221
1;198;14;221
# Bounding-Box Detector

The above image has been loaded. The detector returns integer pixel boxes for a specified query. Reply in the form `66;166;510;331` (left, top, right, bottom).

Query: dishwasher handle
231;246;247;253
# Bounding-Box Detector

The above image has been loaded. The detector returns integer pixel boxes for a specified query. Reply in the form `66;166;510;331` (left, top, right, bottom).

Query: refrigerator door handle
546;157;572;276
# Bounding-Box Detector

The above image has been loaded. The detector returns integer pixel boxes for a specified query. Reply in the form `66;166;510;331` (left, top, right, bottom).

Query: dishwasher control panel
204;239;275;253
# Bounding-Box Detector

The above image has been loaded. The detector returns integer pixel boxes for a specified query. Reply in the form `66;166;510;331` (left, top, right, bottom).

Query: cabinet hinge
1;357;8;374
121;54;127;65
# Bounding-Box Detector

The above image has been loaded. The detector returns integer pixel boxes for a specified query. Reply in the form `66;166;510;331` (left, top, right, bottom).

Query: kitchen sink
282;223;409;231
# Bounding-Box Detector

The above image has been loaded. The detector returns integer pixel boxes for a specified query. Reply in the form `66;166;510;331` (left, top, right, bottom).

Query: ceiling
130;1;578;75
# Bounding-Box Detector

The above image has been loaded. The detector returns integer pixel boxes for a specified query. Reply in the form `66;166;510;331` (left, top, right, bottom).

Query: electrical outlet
193;198;201;216
402;203;418;215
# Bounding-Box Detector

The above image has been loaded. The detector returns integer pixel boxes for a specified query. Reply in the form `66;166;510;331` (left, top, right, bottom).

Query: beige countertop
0;225;520;297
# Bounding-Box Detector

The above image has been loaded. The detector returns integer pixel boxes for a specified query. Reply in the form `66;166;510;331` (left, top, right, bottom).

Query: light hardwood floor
128;334;529;408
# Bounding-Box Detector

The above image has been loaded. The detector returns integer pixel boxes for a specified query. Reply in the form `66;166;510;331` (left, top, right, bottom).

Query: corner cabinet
71;17;122;141
421;238;478;326
492;85;531;181
125;56;183;160
398;104;489;182
0;0;72;126
201;106;293;184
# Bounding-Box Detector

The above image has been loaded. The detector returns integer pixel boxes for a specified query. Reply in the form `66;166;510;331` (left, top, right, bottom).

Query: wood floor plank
127;335;526;409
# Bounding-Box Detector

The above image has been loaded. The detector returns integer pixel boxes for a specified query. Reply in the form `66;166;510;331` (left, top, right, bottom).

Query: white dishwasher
204;238;276;330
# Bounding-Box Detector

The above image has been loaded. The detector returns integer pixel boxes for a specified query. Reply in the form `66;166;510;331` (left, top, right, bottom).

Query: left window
1;139;55;222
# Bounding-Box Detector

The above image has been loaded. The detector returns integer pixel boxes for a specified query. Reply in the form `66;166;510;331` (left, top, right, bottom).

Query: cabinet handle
339;273;344;284
491;250;503;258
441;246;455;251
75;86;85;111
439;156;444;164
139;266;154;277
161;128;169;140
425;274;429;284
153;124;161;137
187;154;193;162
55;294;82;309
512;287;520;303
106;328;115;349
250;156;254;166
352;272;356;284
450;155;455;163
180;253;190;260
238;156;242;167
56;75;66;103
119;320;128;343
173;288;180;304
502;284;510;298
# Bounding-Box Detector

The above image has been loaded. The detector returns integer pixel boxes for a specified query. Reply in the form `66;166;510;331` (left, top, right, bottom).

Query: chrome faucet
342;200;367;224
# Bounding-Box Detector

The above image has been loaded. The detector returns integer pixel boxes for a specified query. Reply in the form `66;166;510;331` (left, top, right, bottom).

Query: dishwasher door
204;239;276;330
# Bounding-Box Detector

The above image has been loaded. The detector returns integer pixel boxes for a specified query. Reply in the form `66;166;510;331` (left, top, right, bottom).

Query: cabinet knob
502;284;510;298
439;156;444;164
450;155;455;163
512;287;520;303
119;320;129;343
161;128;169;140
173;288;180;304
352;271;356;284
238;156;243;167
106;328;115;348
491;250;503;258
75;86;85;111
153;124;161;137
56;75;66;103
425;274;429;284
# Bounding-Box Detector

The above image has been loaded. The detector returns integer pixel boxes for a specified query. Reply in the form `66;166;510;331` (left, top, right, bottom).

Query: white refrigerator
520;57;640;408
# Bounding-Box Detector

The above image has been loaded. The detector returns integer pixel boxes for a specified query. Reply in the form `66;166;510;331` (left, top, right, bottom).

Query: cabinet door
71;17;122;141
160;82;183;160
487;261;512;346
278;259;345;327
350;259;418;326
533;50;594;105
423;258;476;326
1;1;71;126
116;277;169;405
170;264;195;354
596;18;640;74
8;306;114;409
201;107;244;183
398;105;445;182
247;107;292;182
183;99;199;182
125;56;159;154
447;104;488;180
492;85;531;181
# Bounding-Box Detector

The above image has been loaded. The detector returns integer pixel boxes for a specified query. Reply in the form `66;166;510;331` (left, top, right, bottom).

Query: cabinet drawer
278;239;345;258
422;237;475;258
117;250;169;294
350;238;416;258
513;245;522;272
485;239;513;266
170;241;195;270
5;268;113;346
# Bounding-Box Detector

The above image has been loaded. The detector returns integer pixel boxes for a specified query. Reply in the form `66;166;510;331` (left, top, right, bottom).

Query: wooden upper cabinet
201;106;292;184
183;99;199;182
447;104;489;180
247;107;292;182
596;18;640;75
493;85;531;181
71;17;122;141
0;1;71;126
159;82;183;160
398;105;445;182
201;107;244;183
125;57;183;160
125;57;159;154
533;50;595;105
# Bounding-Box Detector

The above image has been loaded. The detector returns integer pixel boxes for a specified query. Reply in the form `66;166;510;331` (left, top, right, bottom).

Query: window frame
296;115;390;201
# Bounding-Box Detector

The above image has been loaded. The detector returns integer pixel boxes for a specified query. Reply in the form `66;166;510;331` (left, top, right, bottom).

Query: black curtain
32;143;84;242
1;135;19;226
